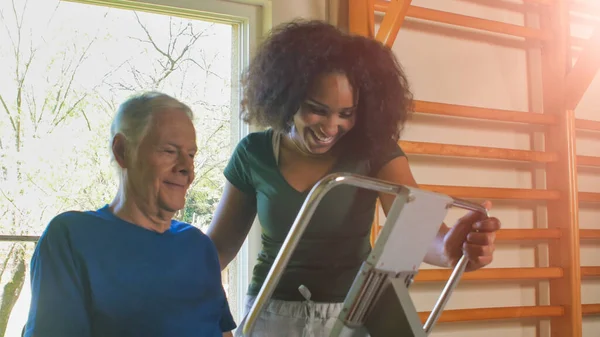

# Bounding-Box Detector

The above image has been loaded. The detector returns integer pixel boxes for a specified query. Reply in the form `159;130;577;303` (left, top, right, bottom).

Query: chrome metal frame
242;172;488;336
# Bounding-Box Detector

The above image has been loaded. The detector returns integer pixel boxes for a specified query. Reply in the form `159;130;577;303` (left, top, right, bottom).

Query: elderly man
23;92;236;337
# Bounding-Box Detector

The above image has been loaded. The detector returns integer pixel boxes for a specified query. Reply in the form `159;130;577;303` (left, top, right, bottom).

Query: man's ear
112;133;129;169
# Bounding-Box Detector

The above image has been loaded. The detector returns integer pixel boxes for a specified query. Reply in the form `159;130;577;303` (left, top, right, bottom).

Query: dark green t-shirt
223;129;405;302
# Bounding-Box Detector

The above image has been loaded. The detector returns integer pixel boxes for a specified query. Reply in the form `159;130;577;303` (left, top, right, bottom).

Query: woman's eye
340;110;355;118
311;108;328;115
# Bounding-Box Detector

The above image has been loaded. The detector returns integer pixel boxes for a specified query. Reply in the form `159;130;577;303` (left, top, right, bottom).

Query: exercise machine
242;173;489;336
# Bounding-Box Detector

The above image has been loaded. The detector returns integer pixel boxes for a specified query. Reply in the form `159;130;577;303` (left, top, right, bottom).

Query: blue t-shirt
24;205;236;337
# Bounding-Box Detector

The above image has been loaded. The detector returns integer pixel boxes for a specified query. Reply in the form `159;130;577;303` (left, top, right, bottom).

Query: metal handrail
0;235;39;242
243;173;404;335
243;172;489;336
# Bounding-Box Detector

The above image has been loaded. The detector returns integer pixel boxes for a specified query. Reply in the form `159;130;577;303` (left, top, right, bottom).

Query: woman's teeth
313;130;334;143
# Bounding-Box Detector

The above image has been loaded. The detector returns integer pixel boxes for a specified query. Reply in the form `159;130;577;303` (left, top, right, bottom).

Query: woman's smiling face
291;72;357;155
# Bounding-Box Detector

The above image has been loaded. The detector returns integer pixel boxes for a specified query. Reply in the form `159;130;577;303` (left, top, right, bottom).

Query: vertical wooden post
349;0;373;37
541;1;583;336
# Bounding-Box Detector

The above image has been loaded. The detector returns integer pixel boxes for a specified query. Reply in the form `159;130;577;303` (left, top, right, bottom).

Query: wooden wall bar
373;1;552;40
349;1;600;336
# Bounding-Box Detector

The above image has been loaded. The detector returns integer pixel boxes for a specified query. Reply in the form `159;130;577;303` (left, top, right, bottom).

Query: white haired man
23;92;236;337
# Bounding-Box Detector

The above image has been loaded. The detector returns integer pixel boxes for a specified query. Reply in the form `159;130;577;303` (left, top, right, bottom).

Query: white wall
271;0;327;25
266;0;600;336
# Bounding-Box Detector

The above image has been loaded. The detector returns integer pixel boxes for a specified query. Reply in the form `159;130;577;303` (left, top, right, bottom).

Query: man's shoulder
170;222;216;247
36;209;102;247
45;210;95;231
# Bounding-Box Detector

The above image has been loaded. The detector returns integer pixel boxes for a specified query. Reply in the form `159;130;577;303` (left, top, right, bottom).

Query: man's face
126;108;197;216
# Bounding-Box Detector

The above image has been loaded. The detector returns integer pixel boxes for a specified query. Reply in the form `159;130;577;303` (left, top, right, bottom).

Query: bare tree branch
181;58;225;80
0;244;17;282
0;188;24;217
50;94;88;130
129;13;210;89
133;12;170;59
50;37;95;127
0;95;17;132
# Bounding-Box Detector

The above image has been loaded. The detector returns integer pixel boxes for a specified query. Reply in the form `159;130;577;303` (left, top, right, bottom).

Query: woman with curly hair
207;20;500;336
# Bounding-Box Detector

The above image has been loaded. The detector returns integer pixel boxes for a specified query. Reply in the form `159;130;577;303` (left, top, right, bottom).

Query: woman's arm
375;156;499;271
207;181;257;271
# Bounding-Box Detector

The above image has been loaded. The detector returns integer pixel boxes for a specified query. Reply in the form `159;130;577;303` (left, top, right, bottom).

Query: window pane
0;0;242;332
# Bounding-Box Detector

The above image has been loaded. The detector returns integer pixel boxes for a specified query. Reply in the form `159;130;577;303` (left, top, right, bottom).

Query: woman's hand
442;201;501;272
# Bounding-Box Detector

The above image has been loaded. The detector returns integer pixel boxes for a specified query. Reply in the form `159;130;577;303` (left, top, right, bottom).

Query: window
0;0;262;334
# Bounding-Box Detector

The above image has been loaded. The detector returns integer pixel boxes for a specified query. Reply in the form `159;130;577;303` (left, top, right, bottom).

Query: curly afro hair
241;19;413;158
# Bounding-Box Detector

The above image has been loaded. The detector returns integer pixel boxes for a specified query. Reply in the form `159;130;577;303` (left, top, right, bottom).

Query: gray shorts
233;295;344;337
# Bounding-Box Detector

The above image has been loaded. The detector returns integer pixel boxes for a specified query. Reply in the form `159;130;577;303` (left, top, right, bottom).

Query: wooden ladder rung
578;155;600;167
415;267;562;282
373;2;551;40
372;228;560;241
581;267;600;278
497;228;561;240
413;100;556;125
527;0;553;5
400;141;557;163
420;185;560;200
575;118;600;131
582;304;600;316
580;229;600;239
418;305;564;323
579;192;600;203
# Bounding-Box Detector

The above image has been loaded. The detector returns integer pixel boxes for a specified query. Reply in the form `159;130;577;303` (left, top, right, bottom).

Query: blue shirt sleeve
24;215;91;337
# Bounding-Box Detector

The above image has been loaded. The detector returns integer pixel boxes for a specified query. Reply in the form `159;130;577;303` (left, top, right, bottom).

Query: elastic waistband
243;295;343;320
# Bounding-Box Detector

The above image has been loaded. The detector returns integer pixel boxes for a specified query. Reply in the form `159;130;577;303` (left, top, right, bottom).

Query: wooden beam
400;140;557;163
414;100;557;125
418;305;564;323
540;0;583;333
373;1;552;40
527;0;554;4
496;228;561;241
420;185;560;200
546;108;583;336
565;25;600;110
582;304;600;315
581;267;600;278
372;228;562;241
575;118;600;131
415;267;563;282
579;192;600;202
375;0;412;47
349;0;373;37
577;155;600;167
580;229;600;239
